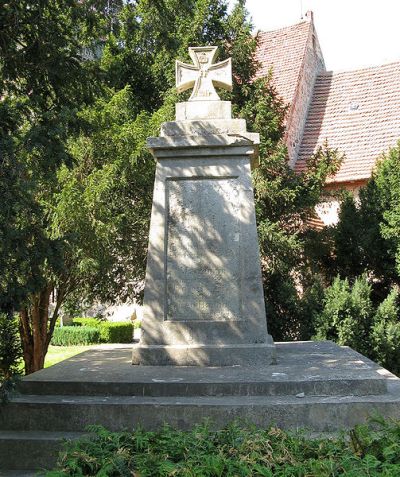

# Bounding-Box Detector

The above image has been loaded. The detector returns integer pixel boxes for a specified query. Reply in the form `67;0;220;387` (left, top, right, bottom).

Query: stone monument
132;46;275;366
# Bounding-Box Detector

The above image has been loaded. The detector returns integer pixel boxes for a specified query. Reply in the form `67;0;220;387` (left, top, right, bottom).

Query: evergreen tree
314;275;374;356
0;0;102;373
329;142;400;298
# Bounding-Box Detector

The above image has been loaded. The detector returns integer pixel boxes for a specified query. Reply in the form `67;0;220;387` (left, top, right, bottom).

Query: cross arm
176;61;199;94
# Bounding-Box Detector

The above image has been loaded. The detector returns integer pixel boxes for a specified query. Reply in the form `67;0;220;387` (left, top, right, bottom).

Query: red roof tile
307;213;325;231
296;62;400;183
254;20;312;106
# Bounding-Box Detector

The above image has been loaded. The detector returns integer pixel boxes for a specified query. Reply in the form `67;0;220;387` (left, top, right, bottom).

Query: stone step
18;342;390;398
0;431;84;471
17;374;387;398
2;382;400;433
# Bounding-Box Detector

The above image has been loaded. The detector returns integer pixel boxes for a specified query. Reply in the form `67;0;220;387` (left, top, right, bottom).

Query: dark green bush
314;275;373;356
99;322;133;343
314;276;400;376
51;326;101;346
371;289;400;375
0;312;22;380
71;318;133;343
0;312;22;402
46;418;400;476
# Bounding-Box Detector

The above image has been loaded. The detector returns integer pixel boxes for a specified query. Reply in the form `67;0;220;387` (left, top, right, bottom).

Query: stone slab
19;342;389;397
176;101;232;120
160;119;248;137
131;343;276;366
147;133;260;152
3;383;400;433
0;431;84;470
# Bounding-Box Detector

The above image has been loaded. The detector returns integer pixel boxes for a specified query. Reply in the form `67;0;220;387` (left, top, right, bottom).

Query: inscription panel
166;177;241;321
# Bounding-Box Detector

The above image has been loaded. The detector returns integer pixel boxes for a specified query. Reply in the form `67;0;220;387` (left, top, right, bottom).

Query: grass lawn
44;345;93;368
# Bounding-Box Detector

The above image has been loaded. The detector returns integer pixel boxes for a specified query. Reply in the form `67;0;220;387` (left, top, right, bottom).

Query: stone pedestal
132;103;275;366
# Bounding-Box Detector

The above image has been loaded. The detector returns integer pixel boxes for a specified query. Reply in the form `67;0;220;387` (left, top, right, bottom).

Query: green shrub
314;275;373;356
71;317;102;327
70;319;134;343
51;326;101;346
314;276;400;376
0;312;22;402
99;322;133;343
0;312;22;380
371;289;400;375
46;418;400;476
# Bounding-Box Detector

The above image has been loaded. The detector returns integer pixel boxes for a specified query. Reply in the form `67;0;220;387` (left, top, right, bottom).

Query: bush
314;276;400;376
0;312;22;380
99;322;133;344
314;275;373;356
0;312;22;402
371;289;400;375
47;418;400;476
71;318;133;343
51;326;101;346
54;320;133;344
71;317;102;327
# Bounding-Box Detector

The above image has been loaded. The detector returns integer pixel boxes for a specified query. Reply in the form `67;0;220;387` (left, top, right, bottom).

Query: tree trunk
19;285;53;375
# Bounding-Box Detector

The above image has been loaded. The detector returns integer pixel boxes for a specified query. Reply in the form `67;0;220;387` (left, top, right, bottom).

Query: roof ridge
257;19;309;36
283;19;314;141
320;60;400;77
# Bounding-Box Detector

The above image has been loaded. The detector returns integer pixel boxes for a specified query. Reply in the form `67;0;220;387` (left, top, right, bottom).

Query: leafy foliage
72;318;105;328
314;275;373;356
315;143;400;374
0;312;22;380
329;143;400;292
53;320;133;344
98;322;133;344
0;0;104;373
314;275;400;374
51;326;101;346
253;143;342;339
0;0;368;372
47;419;400;476
371;289;400;375
0;312;22;402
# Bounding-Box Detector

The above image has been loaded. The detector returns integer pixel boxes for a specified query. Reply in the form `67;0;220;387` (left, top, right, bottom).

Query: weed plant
46;416;400;476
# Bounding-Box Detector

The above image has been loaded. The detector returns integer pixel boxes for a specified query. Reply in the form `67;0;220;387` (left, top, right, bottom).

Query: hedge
71;317;102;327
51;326;101;346
53;320;134;345
99;322;133;343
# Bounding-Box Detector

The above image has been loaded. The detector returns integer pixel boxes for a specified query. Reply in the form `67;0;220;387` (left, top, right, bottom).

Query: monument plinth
132;46;275;366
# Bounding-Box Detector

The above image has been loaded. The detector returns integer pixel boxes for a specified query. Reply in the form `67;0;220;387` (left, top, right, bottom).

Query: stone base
131;342;276;366
3;342;400;472
176;100;232;120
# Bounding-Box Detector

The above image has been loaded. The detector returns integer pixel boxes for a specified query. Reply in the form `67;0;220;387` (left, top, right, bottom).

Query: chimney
305;10;314;22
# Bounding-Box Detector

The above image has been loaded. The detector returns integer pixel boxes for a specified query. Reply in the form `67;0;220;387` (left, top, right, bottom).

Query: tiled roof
307;214;325;231
296;62;400;183
254;20;312;106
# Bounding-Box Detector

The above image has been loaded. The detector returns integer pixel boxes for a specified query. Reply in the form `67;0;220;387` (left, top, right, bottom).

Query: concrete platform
19;341;390;397
1;341;400;472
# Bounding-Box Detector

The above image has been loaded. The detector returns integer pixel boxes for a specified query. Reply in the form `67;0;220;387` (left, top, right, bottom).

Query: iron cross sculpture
176;46;232;101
